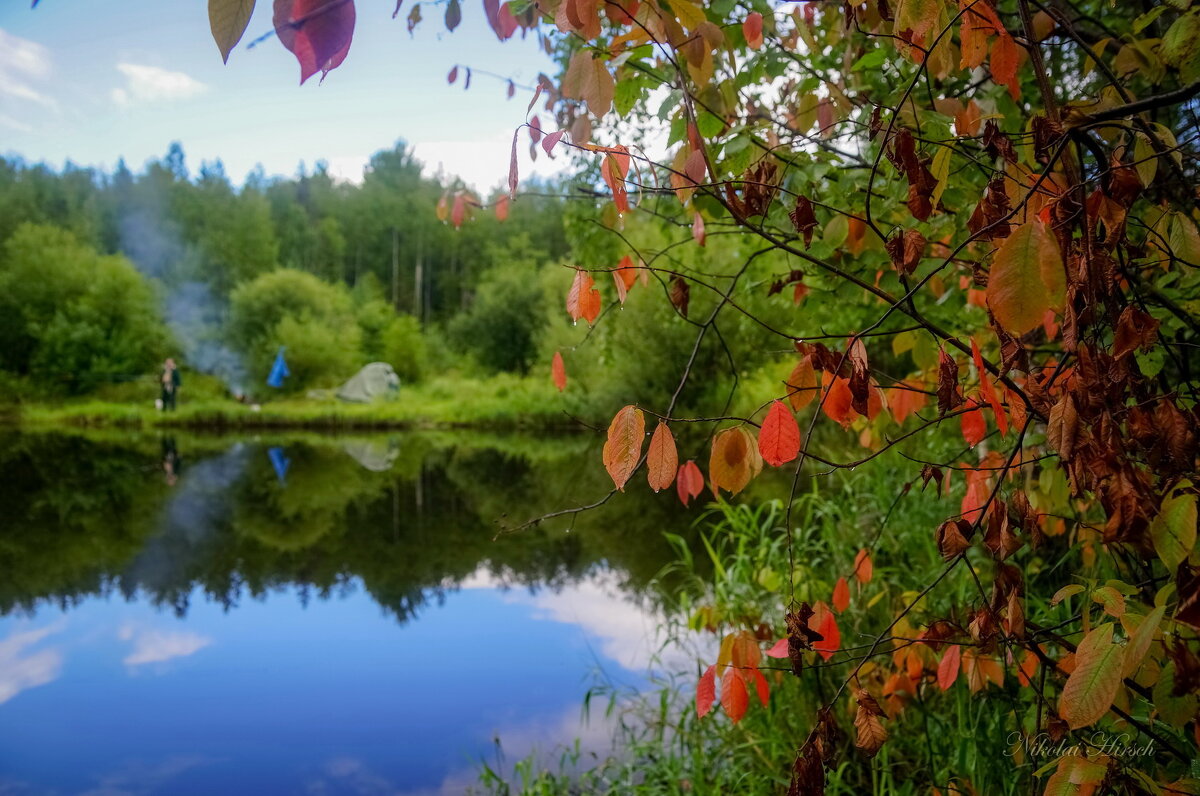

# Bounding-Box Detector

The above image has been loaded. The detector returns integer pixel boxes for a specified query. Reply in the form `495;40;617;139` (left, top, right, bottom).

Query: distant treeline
0;142;569;397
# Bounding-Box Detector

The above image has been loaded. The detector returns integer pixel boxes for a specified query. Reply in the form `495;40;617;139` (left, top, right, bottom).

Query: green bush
0;223;171;395
448;255;547;374
228;268;363;391
378;314;427;383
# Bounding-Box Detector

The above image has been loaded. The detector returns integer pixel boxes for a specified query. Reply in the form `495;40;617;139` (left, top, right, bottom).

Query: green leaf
1122;606;1164;677
930;147;951;211
1150;481;1196;570
1058;623;1125;729
1133;133;1157;187
987;221;1065;335
851;49;887;71
1162;13;1200;81
208;0;256;63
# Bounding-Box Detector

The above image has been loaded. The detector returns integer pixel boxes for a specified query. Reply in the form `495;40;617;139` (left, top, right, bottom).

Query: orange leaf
832;576;850;613
566;269;602;324
987;221;1064;336
696;663;716;718
786;355;818;411
937;644;961;690
676;460;704;506
990;31;1020;100
720;667;749;723
646;421;679;493
551;351;567;392
494;195;510;221
764;638;788;658
758;401;800;467
821;372;855;428
1016;648;1039;687
888;381;928;424
602;405;644;490
854;548;873;584
613;254;637;304
961;399;987;447
709;427;761;496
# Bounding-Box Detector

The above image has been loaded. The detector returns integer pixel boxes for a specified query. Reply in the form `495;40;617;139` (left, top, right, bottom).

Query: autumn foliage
205;0;1200;791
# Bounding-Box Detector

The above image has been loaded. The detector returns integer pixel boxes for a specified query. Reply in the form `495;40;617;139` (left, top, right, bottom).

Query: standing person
160;358;182;411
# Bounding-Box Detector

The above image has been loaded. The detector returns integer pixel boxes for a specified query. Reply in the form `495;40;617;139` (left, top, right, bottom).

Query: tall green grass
475;466;1037;794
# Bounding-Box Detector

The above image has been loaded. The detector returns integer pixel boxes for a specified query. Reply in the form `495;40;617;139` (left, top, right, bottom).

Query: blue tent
267;347;289;388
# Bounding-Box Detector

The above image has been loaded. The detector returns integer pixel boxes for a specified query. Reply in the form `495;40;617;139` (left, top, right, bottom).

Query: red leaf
494;195;510;222
812;602;840;661
937;644;961;690
832;576;850;613
854;549;873;584
451;193;467;228
274;0;357;85
529;115;543;144
692;211;706;246
542;130;565;156
971;339;1008;436
720;667;749;723
743;11;764;49
765;638;789;658
508;127;520;199
551;351;567;392
448;65;458;84
747;666;770;706
961;399;987;447
676;460;704;506
758;400;800;467
697;664;716;718
683;148;706;186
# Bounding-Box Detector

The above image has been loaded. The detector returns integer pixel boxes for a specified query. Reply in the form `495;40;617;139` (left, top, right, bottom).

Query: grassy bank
7;372;583;432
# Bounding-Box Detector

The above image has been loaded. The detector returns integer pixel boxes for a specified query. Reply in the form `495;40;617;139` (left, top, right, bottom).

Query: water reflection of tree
0;432;706;622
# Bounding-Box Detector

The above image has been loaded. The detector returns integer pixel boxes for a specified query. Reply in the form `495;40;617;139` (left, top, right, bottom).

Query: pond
0;430;706;794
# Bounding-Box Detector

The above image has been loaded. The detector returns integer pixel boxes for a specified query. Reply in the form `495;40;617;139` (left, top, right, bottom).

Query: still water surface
0;431;700;794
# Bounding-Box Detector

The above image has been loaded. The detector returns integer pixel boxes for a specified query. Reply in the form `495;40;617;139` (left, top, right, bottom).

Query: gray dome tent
336;362;400;403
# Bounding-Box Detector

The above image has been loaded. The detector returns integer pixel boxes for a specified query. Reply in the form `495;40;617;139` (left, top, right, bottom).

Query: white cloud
412;133;568;195
111;63;207;107
119;623;212;667
0;623;64;705
0;28;55;110
460;569;697;673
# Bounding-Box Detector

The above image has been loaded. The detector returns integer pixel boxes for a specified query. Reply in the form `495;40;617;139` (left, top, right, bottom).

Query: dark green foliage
0;224;171;394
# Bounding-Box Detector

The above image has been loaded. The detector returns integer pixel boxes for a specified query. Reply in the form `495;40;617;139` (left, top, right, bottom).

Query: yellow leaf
1059;623;1125;729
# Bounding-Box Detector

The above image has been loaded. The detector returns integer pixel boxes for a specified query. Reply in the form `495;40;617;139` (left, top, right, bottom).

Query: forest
0;143;569;401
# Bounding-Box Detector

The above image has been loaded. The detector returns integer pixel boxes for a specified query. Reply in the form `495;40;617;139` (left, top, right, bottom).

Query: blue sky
0;1;567;190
